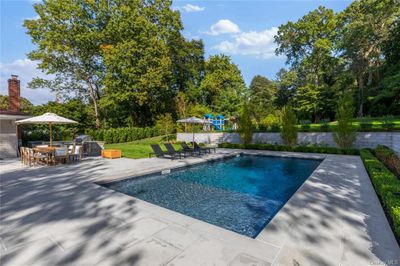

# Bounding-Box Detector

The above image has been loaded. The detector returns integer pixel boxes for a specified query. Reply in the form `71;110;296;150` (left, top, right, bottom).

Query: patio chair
180;142;201;156
149;144;180;159
193;142;214;154
20;147;27;164
35;144;49;148
69;145;82;162
27;148;48;166
54;147;68;164
164;143;190;158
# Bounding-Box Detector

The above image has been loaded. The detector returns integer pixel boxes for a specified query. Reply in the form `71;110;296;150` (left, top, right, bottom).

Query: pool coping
94;150;329;240
98;150;325;239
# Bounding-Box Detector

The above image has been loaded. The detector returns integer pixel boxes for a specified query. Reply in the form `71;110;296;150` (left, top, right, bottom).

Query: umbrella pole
49;122;52;147
192;123;194;147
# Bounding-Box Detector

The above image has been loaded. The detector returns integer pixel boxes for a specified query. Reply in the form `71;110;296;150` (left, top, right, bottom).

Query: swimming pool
102;155;321;238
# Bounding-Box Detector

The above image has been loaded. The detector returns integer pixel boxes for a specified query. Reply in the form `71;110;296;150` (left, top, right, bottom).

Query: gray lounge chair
150;144;180;159
164;143;189;158
194;142;215;154
180;142;201;156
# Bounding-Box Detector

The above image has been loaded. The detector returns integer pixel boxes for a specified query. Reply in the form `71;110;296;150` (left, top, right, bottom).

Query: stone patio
1;150;399;265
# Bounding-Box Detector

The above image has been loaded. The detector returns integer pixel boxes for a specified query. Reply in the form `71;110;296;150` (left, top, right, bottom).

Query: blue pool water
103;155;321;238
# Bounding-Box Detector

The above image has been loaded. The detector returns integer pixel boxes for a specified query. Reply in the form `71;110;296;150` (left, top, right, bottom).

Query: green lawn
105;135;182;159
295;116;400;132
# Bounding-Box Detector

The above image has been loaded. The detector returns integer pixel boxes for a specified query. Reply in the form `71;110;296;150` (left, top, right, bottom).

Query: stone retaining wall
177;132;400;154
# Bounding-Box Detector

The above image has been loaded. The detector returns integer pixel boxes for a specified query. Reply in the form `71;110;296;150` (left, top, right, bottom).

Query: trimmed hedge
375;145;400;178
218;143;359;155
220;122;399;133
22;128;74;144
360;149;400;242
86;126;161;144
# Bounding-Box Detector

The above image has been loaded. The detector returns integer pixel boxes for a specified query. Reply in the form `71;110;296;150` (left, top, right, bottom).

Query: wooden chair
20;147;25;164
27;148;47;166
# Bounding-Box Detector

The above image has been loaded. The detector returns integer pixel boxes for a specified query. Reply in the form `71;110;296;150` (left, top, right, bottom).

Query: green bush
360;122;373;131
333;93;357;148
218;143;359;155
360;149;400;241
22;127;74;144
262;114;280;130
375;145;400;178
281;106;298;146
86;126;161;144
238;104;254;144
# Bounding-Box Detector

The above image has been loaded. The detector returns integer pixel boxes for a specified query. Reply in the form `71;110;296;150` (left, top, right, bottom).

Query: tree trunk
357;74;364;118
86;82;101;129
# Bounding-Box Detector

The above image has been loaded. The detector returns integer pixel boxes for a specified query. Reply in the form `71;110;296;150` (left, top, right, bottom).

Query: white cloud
214;27;279;59
21;15;40;27
24;15;40;21
206;19;240;36
181;4;205;12
0;59;55;105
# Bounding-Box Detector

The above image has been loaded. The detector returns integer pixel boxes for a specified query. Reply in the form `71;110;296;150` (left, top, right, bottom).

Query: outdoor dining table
33;147;57;165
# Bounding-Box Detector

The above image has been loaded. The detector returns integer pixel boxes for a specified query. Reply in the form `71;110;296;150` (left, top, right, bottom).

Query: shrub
218;143;359;155
280;106;298;146
238;104;254;144
262;114;280;130
360;149;400;241
156;113;175;141
375;145;400;178
270;124;281;132
258;124;267;131
359;122;373;131
333;93;357;148
87;126;161;144
319;123;330;132
383;117;395;131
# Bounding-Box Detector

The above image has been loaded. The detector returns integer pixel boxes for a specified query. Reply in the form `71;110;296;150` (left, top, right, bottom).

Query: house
0;75;30;158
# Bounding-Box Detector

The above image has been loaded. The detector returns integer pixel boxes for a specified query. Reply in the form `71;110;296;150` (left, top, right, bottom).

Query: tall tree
199;55;246;116
338;0;400;116
100;1;179;127
0;95;34;114
275;6;342;121
170;38;205;97
275;68;297;108
369;17;400;115
248;75;277;123
24;0;109;128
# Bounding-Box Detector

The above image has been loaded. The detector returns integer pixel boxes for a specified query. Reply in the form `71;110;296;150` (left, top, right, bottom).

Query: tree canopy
23;0;400;133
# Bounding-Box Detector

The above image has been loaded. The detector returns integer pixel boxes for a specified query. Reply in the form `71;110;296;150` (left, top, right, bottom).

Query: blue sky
0;0;351;105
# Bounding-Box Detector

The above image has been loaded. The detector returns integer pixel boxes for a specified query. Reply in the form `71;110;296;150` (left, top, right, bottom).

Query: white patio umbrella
177;117;212;146
15;112;78;146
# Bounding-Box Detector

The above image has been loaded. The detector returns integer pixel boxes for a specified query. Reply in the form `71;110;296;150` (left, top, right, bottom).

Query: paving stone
96;237;181;266
100;217;169;249
153;224;199;250
229;253;271;266
166;236;239;266
0;237;64;266
50;236;123;266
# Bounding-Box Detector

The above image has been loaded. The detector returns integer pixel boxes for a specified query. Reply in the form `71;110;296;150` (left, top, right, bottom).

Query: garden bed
360;149;400;243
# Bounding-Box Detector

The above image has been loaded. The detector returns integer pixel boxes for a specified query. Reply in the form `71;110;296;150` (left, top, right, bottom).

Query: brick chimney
8;74;20;112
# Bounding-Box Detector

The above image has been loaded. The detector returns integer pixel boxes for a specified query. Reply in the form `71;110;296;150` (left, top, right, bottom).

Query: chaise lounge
150;144;181;159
